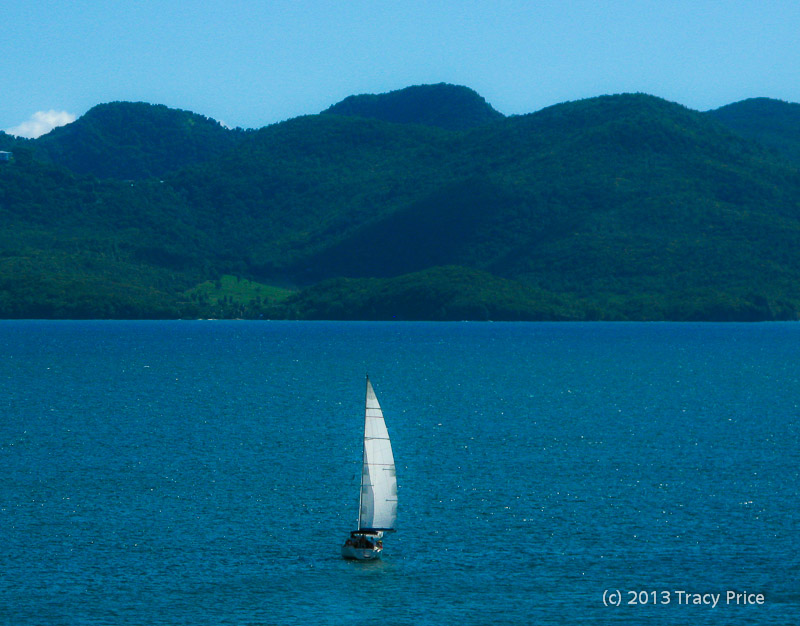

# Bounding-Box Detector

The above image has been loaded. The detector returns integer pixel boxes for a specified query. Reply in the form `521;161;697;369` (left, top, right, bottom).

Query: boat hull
341;544;382;560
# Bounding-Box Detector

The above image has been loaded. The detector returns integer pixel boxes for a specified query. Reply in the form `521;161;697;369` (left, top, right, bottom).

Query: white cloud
6;110;77;138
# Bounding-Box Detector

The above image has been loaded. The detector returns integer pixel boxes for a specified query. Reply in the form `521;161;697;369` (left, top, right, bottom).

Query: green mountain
2;85;800;320
0;130;19;151
292;94;800;320
168;112;455;280
322;83;505;130
707;97;800;166
33;101;245;179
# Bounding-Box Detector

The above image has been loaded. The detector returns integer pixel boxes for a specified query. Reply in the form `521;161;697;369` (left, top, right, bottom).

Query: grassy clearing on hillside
184;275;295;317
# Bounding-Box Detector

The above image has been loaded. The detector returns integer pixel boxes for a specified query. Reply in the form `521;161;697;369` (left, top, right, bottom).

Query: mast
357;374;369;529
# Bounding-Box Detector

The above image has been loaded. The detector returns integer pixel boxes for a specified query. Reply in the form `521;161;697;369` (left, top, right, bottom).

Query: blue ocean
2;321;798;625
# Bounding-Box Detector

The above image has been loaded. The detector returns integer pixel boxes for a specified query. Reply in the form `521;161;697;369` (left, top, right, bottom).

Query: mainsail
358;377;398;531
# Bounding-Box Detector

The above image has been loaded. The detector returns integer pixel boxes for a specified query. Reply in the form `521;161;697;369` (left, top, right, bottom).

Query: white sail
358;378;398;531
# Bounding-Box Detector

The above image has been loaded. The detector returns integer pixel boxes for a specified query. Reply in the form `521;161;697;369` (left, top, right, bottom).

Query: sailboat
341;376;398;560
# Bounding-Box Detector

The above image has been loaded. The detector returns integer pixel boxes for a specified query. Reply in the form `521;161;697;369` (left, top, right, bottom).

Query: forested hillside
33;101;247;179
707;98;800;166
2;85;799;320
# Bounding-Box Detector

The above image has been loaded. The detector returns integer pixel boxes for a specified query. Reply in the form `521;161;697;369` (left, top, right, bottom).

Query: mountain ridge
2;85;800;320
322;83;505;130
31;101;247;179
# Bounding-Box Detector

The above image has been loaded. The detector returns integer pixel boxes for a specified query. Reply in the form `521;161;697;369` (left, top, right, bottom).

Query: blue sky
4;0;800;137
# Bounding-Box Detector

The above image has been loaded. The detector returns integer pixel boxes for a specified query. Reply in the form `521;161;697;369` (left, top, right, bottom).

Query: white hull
341;544;382;560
